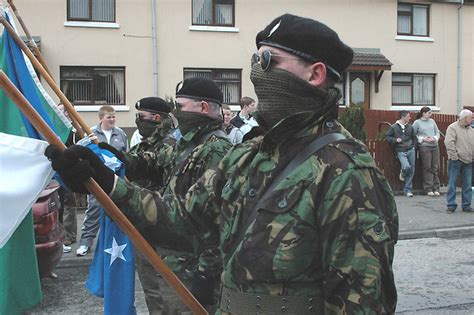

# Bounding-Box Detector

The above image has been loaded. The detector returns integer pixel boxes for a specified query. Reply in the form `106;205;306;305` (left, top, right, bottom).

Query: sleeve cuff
110;176;128;199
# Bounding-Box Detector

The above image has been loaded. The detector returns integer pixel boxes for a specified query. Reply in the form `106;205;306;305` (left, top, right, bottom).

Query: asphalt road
30;236;474;314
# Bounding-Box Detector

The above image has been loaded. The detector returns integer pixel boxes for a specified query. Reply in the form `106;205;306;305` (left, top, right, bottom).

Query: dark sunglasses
252;47;341;80
251;50;301;71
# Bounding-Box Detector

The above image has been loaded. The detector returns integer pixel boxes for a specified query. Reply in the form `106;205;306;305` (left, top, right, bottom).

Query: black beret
256;14;353;80
175;78;223;105
135;97;172;114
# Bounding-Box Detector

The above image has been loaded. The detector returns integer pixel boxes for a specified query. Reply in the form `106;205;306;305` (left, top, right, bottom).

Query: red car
32;181;64;278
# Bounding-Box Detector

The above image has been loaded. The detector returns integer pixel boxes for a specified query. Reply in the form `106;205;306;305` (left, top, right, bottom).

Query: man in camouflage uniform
153;78;231;314
48;14;398;315
111;96;177;315
124;97;177;190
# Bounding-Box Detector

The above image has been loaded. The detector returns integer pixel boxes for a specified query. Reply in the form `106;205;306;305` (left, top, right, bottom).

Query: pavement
58;187;474;268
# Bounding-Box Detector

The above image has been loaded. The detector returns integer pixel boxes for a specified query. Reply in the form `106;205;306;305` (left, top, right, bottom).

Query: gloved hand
190;274;217;306
98;142;127;165
45;144;115;194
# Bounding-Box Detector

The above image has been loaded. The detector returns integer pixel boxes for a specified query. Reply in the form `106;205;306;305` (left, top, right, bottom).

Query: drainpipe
151;0;158;96
456;0;464;113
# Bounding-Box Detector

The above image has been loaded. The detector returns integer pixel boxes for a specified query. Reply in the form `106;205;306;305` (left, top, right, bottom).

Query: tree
339;105;367;142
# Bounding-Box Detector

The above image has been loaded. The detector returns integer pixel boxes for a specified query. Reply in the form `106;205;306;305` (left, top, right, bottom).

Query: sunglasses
252;47;342;80
251;50;302;71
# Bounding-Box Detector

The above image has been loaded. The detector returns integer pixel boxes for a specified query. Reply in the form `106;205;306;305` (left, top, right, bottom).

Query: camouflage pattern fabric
147;120;231;283
112;112;398;314
126;123;176;190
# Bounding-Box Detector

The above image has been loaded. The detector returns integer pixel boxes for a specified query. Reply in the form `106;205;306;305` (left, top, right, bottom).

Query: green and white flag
0;9;71;314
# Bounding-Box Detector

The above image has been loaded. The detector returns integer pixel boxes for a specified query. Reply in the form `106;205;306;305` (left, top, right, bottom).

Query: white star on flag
102;153;121;170
104;237;127;266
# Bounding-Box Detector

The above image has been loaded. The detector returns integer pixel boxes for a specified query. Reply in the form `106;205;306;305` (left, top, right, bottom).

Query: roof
350;48;392;71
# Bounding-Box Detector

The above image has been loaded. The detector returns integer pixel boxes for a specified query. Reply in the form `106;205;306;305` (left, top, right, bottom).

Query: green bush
339;105;367;142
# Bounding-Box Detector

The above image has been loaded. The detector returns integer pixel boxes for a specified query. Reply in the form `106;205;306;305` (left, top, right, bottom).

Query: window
67;0;116;22
392;73;435;106
192;0;234;26
183;68;241;105
397;3;429;36
60;66;125;105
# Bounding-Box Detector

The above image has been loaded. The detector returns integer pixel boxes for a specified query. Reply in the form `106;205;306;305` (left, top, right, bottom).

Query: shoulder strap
200;129;227;143
255;133;346;209
229;132;346;255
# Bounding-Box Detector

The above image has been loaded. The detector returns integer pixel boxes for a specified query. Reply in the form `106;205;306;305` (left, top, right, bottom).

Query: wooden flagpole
0;15;87;139
0;71;208;315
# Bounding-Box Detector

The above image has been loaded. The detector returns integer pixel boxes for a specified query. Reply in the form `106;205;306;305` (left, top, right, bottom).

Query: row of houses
6;0;474;130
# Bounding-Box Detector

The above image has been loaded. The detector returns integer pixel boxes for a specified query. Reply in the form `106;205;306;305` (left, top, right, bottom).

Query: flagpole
7;0;53;78
0;71;208;315
0;15;87;140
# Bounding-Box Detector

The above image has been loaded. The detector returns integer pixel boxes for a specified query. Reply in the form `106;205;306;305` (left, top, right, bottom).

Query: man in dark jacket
385;110;417;196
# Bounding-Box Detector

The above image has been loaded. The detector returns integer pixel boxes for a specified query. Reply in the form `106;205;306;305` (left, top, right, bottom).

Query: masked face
250;62;340;131
135;116;159;138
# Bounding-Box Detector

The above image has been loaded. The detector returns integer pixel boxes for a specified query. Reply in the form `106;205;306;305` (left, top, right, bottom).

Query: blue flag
84;143;136;315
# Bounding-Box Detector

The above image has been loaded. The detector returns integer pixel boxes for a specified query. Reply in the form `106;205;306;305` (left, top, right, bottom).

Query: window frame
182;67;242;105
191;0;235;27
397;2;430;37
392;73;435;106
67;0;116;23
60;65;126;106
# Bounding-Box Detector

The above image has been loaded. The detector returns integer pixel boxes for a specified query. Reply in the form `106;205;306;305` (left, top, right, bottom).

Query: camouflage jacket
126;125;176;190
140;121;231;280
112;112;399;314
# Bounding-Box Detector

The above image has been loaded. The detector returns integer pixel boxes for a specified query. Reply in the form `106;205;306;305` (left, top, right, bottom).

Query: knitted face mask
250;63;341;130
135;117;159;138
172;110;219;135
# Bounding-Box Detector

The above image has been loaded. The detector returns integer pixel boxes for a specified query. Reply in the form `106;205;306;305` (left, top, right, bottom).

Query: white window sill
396;35;434;42
64;21;120;29
76;105;129;112
391;105;440;112
189;25;239;33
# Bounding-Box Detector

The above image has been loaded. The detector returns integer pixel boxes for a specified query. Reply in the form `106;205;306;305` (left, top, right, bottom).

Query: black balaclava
135;117;159;138
173;110;221;136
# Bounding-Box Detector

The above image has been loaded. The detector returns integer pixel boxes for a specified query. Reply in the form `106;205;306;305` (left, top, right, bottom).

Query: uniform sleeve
317;161;398;314
111;165;225;246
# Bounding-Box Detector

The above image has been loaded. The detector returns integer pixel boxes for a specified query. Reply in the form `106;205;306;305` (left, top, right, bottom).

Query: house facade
5;0;474;129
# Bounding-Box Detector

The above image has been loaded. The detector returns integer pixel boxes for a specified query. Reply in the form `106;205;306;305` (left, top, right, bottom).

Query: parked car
32;180;64;278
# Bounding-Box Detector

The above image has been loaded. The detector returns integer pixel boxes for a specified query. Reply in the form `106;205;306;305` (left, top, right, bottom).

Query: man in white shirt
76;105;128;256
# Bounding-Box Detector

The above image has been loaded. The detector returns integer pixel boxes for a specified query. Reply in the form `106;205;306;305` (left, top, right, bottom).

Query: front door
350;72;370;109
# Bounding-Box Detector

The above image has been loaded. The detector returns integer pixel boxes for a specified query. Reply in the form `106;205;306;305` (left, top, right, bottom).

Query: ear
200;101;210;114
152;113;161;122
307;62;327;87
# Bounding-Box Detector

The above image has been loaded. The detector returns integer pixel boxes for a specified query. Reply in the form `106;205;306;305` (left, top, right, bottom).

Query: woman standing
413;107;441;196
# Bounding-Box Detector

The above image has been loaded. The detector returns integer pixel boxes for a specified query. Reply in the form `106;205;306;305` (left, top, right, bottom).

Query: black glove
98;142;127;165
45;145;115;194
190;274;217;306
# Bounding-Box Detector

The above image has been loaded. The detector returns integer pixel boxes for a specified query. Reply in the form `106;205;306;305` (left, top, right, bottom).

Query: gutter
456;0;464;113
151;0;158;96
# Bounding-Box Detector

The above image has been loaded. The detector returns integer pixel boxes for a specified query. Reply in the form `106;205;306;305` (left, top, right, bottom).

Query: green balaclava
250;63;341;131
173;109;220;136
135;116;160;138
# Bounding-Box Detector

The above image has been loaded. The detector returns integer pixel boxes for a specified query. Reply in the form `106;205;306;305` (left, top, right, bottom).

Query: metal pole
456;0;464;113
151;0;158;96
